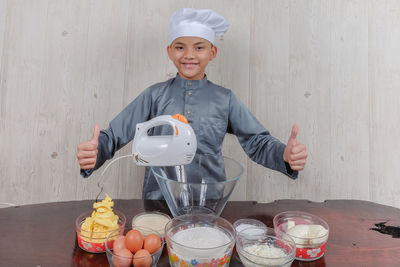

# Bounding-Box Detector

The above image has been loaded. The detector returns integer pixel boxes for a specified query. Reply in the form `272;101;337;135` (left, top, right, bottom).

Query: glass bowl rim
150;156;244;185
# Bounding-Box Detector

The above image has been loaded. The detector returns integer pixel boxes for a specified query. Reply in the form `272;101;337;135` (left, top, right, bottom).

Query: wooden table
0;199;399;266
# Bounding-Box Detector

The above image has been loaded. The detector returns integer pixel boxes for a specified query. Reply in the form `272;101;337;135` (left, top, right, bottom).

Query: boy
77;8;307;200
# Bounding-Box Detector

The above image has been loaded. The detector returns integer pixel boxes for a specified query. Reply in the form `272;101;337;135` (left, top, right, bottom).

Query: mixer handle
136;114;187;138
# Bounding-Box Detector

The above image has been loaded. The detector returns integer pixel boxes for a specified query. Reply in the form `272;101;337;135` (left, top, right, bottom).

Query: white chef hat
168;8;229;45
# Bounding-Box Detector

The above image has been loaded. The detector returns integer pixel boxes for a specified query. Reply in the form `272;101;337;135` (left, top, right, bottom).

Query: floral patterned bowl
165;213;236;267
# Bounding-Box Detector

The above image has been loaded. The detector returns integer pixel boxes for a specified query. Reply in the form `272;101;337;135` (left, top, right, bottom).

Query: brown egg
125;229;144;253
133;249;151;267
113;235;126;252
144;233;162;254
113;248;132;267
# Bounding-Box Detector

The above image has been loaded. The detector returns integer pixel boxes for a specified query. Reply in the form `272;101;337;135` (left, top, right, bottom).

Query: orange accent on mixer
172;114;189;124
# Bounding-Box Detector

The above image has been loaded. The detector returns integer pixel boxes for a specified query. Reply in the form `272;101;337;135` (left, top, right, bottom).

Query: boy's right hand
77;124;100;170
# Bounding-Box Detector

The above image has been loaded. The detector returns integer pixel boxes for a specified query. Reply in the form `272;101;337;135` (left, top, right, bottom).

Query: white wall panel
328;0;369;200
75;0;130;201
0;0;399;208
249;0;292;201
286;0;333;201
368;0;400;206
0;0;49;204
37;0;91;202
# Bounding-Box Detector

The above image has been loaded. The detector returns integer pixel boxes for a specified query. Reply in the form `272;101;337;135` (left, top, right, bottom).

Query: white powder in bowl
132;212;170;236
172;226;230;248
236;224;265;235
170;226;232;263
239;244;290;267
243;244;286;257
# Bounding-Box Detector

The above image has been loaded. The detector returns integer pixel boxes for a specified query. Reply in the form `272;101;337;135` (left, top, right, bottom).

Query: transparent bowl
105;226;164;267
75;210;126;253
233;218;267;236
236;227;296;267
273;211;329;261
151;155;244;217
132;211;171;238
165;213;236;267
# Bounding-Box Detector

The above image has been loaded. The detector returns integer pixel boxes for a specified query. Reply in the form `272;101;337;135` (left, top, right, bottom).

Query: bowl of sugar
132;211;171;239
236;227;296;267
165;213;236;267
273;211;329;261
233;218;267;236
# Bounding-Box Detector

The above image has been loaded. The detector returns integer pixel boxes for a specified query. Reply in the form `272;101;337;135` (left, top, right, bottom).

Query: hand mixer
131;114;197;167
96;114;197;203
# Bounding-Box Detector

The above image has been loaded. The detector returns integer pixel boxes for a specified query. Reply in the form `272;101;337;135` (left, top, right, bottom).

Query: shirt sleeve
81;87;153;178
227;91;298;179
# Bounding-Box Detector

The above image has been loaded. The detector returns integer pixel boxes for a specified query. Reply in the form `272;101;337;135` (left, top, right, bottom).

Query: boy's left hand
283;124;307;171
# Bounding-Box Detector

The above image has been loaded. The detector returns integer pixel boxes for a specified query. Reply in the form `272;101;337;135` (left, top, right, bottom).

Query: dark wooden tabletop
0;199;399;267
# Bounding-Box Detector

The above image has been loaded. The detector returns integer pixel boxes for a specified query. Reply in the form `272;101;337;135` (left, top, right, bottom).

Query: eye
175;46;184;50
196;46;204;51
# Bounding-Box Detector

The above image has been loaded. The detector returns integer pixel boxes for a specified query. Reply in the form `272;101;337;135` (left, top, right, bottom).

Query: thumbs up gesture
77;124;100;170
283;124;307;171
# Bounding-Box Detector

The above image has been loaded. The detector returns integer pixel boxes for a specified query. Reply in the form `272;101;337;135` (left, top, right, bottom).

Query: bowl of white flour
236;226;296;267
165;213;235;267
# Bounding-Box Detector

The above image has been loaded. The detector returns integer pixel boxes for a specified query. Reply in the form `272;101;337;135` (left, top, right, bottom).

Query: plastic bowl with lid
165;213;236;267
273;211;329;261
236;226;296;267
75;210;126;253
105;225;164;267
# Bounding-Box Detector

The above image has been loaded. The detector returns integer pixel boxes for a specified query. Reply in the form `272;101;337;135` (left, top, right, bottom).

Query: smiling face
167;37;217;80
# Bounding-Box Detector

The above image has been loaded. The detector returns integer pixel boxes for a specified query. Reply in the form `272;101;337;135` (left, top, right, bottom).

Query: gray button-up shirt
82;74;297;199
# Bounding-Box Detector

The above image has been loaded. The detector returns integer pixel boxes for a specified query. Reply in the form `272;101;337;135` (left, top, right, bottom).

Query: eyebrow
173;41;206;46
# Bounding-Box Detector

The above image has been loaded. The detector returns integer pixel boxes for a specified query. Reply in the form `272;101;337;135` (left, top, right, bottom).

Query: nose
183;47;194;59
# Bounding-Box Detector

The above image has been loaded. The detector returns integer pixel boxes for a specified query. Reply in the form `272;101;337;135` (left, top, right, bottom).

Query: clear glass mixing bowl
151;155;243;217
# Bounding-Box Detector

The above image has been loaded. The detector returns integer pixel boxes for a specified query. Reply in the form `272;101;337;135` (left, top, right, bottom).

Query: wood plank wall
0;0;399;208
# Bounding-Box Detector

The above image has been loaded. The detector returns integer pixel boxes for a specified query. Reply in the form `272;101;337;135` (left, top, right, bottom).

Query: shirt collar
174;73;208;89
